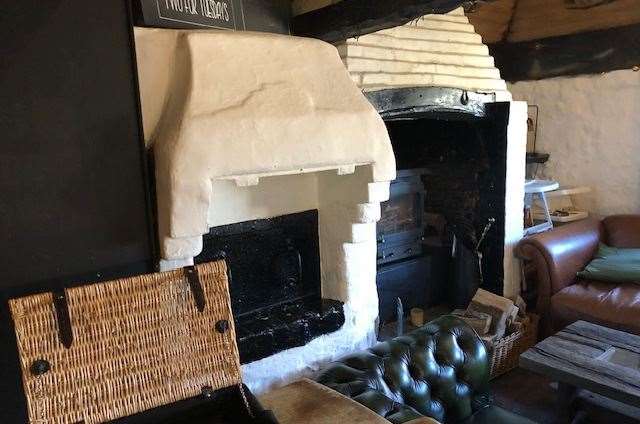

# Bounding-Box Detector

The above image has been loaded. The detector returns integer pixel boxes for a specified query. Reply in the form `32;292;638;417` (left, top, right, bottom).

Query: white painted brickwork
337;8;511;100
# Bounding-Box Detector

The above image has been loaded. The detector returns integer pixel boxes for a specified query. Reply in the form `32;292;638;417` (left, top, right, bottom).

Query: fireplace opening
375;96;510;328
195;210;345;364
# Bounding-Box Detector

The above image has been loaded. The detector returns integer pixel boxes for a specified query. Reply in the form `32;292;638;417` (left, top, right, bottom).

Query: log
291;0;466;43
468;288;518;339
451;309;492;335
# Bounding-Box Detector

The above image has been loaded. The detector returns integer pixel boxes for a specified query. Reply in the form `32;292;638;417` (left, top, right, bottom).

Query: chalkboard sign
139;0;240;30
134;0;291;34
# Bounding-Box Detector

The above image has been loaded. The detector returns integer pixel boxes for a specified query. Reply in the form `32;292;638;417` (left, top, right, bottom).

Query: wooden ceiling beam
291;0;467;43
507;0;640;42
491;23;640;81
466;0;517;43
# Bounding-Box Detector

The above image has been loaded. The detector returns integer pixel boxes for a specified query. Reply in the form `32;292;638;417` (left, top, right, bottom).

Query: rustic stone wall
509;70;640;217
337;8;511;100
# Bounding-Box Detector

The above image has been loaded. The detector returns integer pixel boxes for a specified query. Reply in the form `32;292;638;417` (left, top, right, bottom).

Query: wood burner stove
376;169;438;323
370;87;512;325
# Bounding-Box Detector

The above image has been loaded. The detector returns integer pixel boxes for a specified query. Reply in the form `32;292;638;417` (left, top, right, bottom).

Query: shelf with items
524;179;559;236
532;186;591;224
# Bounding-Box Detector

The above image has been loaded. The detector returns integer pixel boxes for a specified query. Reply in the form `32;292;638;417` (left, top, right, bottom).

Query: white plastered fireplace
134;28;395;393
337;8;528;300
133;6;528;393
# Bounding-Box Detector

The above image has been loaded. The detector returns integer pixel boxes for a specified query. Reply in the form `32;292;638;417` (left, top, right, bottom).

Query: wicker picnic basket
9;260;270;424
488;313;539;379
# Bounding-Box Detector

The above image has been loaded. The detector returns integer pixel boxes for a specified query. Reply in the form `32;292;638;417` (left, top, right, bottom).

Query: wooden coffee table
520;320;640;422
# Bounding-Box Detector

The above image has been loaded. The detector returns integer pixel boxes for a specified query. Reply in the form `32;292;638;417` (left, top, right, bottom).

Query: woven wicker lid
10;260;241;424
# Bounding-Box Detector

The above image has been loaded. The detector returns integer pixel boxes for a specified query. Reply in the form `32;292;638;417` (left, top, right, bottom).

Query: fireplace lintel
365;87;497;121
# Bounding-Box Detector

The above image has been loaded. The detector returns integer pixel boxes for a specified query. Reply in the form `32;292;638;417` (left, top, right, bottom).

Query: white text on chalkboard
164;0;230;22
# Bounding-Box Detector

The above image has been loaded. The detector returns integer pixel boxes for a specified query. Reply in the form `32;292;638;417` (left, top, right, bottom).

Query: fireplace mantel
135;28;396;263
134;28;396;393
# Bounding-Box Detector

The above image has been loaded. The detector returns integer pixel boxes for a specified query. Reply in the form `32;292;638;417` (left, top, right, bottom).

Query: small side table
543;186;592;224
524;179;559;236
520;321;640;423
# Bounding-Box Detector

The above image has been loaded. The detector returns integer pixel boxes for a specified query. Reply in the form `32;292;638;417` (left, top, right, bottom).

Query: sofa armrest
516;218;602;333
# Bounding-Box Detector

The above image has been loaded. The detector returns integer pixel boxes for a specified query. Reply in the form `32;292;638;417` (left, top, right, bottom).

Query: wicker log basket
488;313;539;379
9;260;274;424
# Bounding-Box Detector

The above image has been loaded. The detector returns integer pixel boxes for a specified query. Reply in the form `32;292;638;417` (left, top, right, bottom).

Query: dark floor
493;368;640;423
379;314;639;423
377;305;451;340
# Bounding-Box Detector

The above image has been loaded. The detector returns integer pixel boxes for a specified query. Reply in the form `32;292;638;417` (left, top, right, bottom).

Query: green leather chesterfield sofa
317;316;535;424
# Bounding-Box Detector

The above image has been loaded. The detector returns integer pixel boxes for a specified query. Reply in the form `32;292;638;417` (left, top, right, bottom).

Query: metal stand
524;180;559;236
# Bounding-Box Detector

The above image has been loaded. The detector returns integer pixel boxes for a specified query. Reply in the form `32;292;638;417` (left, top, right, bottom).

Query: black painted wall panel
0;0;294;419
0;1;154;293
386;104;510;296
0;3;154;420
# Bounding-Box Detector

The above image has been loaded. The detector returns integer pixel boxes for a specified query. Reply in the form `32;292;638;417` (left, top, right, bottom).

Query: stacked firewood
451;289;529;349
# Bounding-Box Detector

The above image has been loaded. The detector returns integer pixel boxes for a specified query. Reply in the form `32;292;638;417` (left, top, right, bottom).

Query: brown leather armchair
516;215;640;337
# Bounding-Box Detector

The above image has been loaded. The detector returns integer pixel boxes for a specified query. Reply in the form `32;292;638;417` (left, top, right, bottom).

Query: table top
524;179;560;194
520;321;640;407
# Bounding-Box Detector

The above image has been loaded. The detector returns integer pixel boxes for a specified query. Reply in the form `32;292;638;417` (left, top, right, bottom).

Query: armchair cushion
577;244;640;283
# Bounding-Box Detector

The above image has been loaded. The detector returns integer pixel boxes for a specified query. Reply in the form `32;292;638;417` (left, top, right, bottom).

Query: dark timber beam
490;23;640;82
291;0;467;43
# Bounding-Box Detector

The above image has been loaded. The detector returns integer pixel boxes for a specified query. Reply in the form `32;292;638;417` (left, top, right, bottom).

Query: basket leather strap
184;266;206;313
52;289;73;349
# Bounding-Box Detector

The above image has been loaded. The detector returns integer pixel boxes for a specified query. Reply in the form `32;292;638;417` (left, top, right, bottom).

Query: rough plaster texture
134;29;395;261
207;173;319;227
509;70;640;217
134;28;395;392
503;101;527;299
337;8;511;100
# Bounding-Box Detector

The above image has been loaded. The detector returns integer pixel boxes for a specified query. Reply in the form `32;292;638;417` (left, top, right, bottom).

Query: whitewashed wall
510;70;640;217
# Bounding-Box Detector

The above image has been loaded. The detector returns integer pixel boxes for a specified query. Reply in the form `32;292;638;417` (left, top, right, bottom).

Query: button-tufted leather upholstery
317;316;534;424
